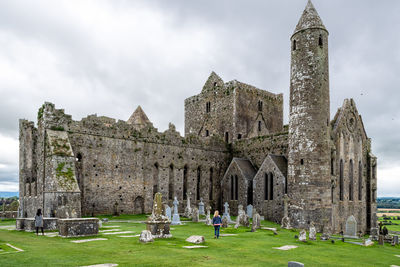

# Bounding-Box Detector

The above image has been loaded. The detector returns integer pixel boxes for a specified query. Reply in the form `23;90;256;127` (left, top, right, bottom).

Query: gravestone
146;192;171;238
139;230;154;243
281;194;291;229
171;197;181;225
192;207;199;222
370;227;379;241
198;198;205;215
288;262;304;267
234;205;249;229
299;229;307;242
186;235;205;244
184;193;192;218
309;222;316;241
222;216;228;228
247;204;253;218
344;215;357;238
378;235;384;245
222;202;232;223
393;235;399;245
251;211;261;232
205;206;212;226
165;205;171;221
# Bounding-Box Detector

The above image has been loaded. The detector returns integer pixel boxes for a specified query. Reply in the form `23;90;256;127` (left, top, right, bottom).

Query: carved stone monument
198;198;205;215
234;205;249;228
251;210;261;232
145;192;171;238
299;229;307;242
281;194;291;229
344;215;357;238
205;206;212;225
192;207;199;222
222;202;232;223
222;216;228;228
247;204;253;218
165;205;171;221
171;197;181;225
184;193;192;218
309;222;316;240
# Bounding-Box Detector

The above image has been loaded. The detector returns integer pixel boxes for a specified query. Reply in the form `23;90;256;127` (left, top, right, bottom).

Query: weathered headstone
288;261;304;267
205;206;212;226
234;205;249;228
247;204;253;218
344;215;357;238
309;222;316;241
281;194;291;229
299;229;307;242
171;197;181;225
165;205;171;221
139;230;154;243
378;235;384;245
222;216;228;228
222;202;232;223
192;207;199;222
146;192;171;238
370;227;379;241
392;235;399;245
251;211;261;232
198;198;205;215
363;239;374;246
184;193;192;218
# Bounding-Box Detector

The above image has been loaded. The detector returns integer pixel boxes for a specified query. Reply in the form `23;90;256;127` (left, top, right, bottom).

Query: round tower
287;0;331;230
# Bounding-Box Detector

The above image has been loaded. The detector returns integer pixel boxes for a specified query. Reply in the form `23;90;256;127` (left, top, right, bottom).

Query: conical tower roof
127;105;151;126
293;0;327;35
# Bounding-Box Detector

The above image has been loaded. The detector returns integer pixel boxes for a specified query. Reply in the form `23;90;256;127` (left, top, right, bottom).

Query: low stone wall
0;211;18;218
58;218;99;237
16;218;58;231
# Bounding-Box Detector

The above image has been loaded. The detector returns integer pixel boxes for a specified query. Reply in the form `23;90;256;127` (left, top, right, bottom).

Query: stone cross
184;193;192;218
222;202;231;223
171;197;181;225
198;198;205;215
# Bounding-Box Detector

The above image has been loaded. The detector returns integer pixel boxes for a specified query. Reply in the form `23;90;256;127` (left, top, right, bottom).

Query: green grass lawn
0;215;399;266
379;217;400;232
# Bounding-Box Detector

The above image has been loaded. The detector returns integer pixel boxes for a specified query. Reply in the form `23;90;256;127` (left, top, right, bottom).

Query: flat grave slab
71;238;108;243
118;235;140;238
182;245;208;249
99;229;121;233
81;264;118;267
101;226;120;228
220;234;238;237
103;231;134;235
273;245;298;251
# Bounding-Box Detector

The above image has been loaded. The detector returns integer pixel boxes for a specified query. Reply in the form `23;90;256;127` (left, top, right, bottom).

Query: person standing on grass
212;210;222;239
35;209;44;236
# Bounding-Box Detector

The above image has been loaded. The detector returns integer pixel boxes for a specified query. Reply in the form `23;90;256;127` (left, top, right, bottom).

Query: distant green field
0;215;399;266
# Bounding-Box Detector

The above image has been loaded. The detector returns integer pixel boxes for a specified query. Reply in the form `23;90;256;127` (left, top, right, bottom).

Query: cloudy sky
0;0;399;196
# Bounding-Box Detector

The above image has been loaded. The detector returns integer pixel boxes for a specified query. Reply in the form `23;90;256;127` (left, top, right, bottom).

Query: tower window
349;160;354;201
237;134;242;140
319;35;323;47
264;173;268;200
258;100;263;111
358;161;362;201
293;40;297;51
206;102;211;113
230;175;234;200
205;130;209;137
339;159;344;201
258;121;262;132
225;132;229;143
269;173;274;200
213;82;217;88
300;159;304;165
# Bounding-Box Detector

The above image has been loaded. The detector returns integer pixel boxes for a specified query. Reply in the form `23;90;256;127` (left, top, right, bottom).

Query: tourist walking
35;209;44;236
212;210;222;239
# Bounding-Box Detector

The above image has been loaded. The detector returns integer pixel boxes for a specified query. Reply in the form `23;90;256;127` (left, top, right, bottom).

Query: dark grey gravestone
288;261;304;267
393;235;399;245
378;235;384;245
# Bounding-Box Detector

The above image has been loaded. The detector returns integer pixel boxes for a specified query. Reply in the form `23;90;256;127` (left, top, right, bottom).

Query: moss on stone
55;162;75;190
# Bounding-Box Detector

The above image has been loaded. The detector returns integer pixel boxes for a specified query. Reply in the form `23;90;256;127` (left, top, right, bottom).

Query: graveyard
1;212;399;266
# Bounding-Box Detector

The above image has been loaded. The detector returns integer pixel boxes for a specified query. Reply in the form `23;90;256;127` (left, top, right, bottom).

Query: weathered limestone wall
330;99;377;234
185;72;283;143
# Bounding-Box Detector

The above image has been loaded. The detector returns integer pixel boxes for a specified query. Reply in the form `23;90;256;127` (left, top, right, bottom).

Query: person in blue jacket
212;210;222;239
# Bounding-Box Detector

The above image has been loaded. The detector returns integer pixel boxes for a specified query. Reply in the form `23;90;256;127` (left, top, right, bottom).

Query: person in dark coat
212;210;222;239
35;209;44;236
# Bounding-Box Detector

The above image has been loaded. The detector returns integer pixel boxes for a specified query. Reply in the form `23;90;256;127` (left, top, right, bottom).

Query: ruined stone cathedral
19;1;377;234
